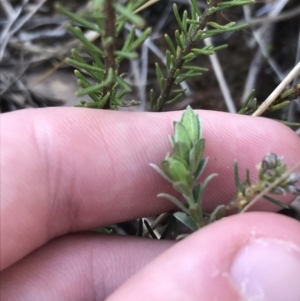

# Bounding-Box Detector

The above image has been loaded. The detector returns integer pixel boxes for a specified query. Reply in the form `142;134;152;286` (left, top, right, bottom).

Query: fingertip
107;213;300;301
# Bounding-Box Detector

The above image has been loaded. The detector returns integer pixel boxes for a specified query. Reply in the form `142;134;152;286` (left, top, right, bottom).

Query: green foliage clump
57;0;253;110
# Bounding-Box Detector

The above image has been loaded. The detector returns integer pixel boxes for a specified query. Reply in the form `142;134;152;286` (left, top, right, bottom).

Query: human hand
1;108;300;301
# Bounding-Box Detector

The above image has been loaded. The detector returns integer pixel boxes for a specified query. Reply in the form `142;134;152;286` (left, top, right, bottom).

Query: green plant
56;0;300;238
150;107;300;232
56;0;255;111
56;0;152;109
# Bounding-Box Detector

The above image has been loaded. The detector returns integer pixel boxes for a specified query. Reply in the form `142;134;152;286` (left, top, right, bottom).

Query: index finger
1;107;299;270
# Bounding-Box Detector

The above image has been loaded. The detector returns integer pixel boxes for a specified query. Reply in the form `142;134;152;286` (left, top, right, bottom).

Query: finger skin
107;212;300;301
1;213;299;301
1;108;299;270
0;234;173;301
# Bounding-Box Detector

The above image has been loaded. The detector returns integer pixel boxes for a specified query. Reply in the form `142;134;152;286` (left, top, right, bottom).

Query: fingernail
230;239;300;301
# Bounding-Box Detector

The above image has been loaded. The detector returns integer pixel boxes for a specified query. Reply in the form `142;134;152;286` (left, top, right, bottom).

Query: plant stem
240;162;300;213
156;0;219;111
252;62;300;116
103;0;116;108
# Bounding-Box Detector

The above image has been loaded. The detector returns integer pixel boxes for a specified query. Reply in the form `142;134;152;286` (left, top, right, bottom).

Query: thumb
107;212;300;301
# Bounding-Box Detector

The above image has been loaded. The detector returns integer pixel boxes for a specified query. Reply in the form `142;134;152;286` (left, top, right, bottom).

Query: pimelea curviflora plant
150;107;300;234
56;0;300;237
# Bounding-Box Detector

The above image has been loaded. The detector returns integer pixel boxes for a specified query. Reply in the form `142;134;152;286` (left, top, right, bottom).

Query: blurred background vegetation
1;0;299;119
1;0;299;234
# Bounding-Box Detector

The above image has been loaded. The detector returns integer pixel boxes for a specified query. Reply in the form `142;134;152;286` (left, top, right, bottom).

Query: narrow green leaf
203;173;218;189
267;101;290;111
188;19;197;36
114;3;145;28
149;163;173;183
164;34;177;57
234;161;241;191
67;58;105;74
207;21;236;29
150;89;155;111
239;89;255;113
191;48;214;55
262;195;289;209
162;157;190;183
189;139;205;173
158;193;189;213
166;50;171;71
173;4;187;34
200;24;249;39
209;205;226;223
56;4;99;31
115;50;138;60
194;157;208;181
122;26;136;51
165;92;183;105
174;68;181;79
195;173;217;205
175;72;193;84
175;30;184;50
277;120;300;127
155;63;164;89
74;70;92;86
116;76;131;92
171;55;177;69
183;72;203;78
173;181;192;197
77;79;89;89
91;0;105;10
173;212;198;231
246;169;251;186
102;36;114;48
90;50;105;69
169;135;175;147
212;44;228;52
71;49;86;63
183;53;196;62
172;88;187;93
98;92;111;108
180;106;201;142
103;68;114;86
71;50;103;81
76;82;104;96
128;27;152;51
216;0;254;10
116;19;127;34
193;29;204;41
192;184;201;203
83;93;108;108
173;142;190;165
182;65;209;72
173;121;192;148
190;0;202;17
182;10;188;33
160;78;166;90
66;25;104;55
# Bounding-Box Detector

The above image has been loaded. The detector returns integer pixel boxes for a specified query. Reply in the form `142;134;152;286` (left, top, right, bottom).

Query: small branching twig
152;0;254;111
102;0;116;108
56;0;151;109
152;108;300;232
252;61;300;116
57;0;253;111
239;83;300;118
155;1;220;111
55;0;300;239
